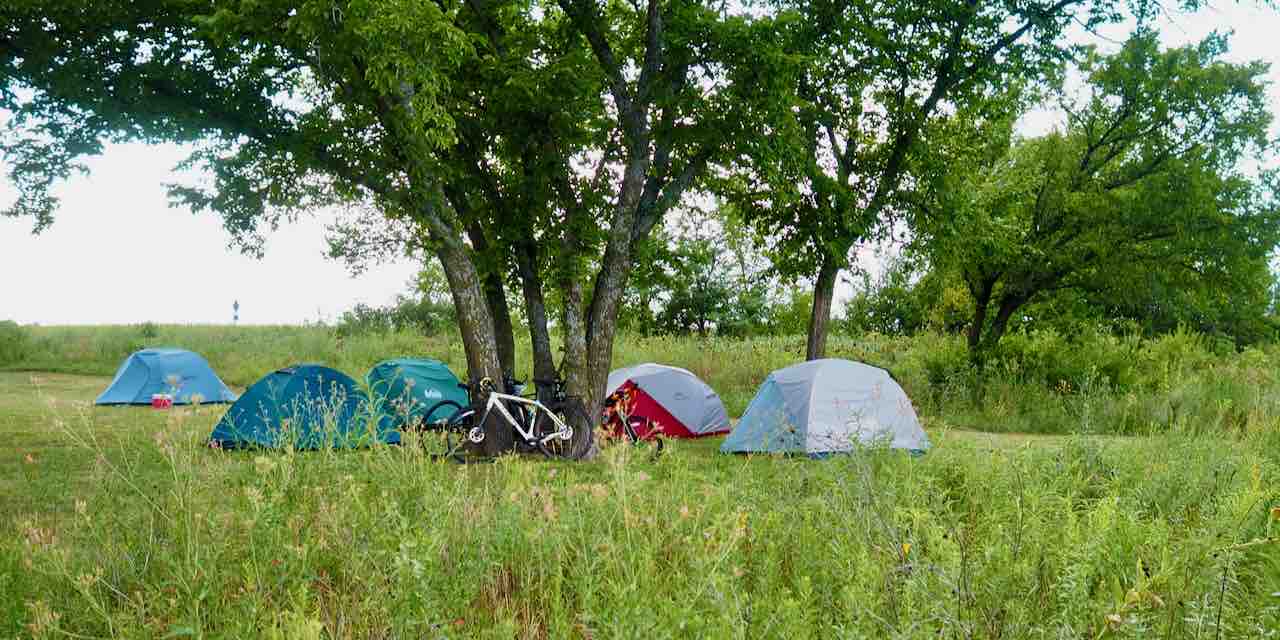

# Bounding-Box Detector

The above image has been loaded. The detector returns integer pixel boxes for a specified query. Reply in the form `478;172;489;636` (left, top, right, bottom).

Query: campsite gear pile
97;348;933;457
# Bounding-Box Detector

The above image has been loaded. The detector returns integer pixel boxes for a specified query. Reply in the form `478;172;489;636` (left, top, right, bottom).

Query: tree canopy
913;30;1280;369
721;0;1135;360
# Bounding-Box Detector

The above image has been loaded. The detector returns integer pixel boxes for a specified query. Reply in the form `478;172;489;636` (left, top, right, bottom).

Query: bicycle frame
457;391;574;446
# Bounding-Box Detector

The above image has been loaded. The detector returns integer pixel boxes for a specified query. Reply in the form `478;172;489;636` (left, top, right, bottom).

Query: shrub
0;321;30;366
135;321;161;340
335;296;455;338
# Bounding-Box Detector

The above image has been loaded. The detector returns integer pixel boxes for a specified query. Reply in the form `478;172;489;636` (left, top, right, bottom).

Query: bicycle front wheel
534;397;594;460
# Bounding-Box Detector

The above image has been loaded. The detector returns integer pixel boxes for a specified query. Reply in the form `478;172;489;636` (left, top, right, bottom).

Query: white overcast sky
2;4;1278;325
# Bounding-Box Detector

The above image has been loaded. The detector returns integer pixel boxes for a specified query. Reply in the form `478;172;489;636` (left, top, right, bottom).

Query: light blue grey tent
95;348;237;405
721;359;930;456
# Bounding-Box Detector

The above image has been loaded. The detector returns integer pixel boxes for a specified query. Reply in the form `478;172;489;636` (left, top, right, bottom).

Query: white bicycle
420;374;593;460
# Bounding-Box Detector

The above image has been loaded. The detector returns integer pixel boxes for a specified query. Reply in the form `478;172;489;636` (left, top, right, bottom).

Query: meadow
0;324;1278;638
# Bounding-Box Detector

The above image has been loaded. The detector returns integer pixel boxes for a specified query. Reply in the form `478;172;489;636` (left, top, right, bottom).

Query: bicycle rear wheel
534;397;594;460
415;405;475;462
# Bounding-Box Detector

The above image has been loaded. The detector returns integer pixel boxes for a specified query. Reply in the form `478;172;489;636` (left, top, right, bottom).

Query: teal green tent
209;365;399;449
367;358;469;429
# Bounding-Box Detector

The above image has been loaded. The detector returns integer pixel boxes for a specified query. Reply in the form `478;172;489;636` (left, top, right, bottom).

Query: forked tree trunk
429;234;509;456
806;255;840;361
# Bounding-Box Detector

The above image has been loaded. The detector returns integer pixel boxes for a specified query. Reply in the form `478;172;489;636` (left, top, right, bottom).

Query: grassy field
1;326;1279;637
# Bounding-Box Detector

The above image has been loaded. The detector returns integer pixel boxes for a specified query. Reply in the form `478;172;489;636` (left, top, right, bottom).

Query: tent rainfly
604;363;731;439
366;358;469;429
209;364;399;449
95;348;237;405
721;359;930;456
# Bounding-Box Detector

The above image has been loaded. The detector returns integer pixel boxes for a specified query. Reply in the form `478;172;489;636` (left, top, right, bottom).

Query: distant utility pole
233;300;240;325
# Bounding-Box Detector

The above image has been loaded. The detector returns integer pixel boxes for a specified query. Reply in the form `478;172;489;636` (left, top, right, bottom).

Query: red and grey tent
603;363;730;439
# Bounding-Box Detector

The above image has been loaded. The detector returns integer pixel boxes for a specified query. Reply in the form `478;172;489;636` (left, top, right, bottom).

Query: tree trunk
966;280;995;371
482;272;516;376
806;254;840;360
516;240;558;396
466;223;516;376
985;293;1026;354
425;220;509;455
579;152;649;422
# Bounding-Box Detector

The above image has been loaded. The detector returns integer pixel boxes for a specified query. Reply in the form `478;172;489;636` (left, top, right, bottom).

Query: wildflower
24;600;61;636
679;505;690;519
901;542;912;558
1271;506;1280;521
732;566;744;578
1104;613;1123;630
22;522;57;548
636;471;651;482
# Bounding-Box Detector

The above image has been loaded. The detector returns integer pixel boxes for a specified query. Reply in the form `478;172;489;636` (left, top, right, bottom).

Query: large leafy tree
914;31;1280;371
3;0;515;451
725;0;1143;361
2;0;770;455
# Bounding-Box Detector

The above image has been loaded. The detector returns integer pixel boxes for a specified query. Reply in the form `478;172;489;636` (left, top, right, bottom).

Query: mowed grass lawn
1;370;1278;638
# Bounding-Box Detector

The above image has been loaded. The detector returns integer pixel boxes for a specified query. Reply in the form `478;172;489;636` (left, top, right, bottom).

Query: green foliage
0;321;31;366
135;321;160;340
335;297;456;339
622;210;786;337
914;31;1280;369
723;0;1125;356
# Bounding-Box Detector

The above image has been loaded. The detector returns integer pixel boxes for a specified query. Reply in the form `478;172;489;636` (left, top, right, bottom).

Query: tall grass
1;325;1278;636
4;400;1277;638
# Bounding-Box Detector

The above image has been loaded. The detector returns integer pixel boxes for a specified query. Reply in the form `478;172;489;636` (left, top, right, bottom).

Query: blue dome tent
210;365;400;449
95;348;237;405
721;359;930;457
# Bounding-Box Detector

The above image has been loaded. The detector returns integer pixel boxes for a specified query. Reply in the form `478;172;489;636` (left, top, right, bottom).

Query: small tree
724;0;1127;360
